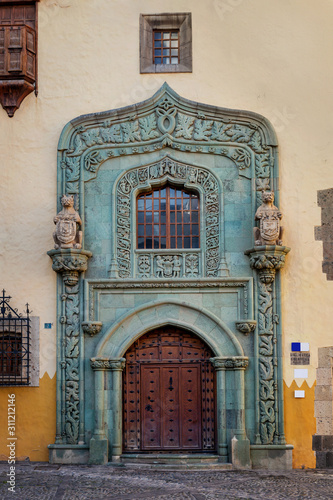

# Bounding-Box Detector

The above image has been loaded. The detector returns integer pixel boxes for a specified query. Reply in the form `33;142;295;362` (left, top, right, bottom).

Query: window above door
140;13;192;73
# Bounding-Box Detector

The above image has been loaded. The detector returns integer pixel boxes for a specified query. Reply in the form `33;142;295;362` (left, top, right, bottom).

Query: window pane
146;225;152;236
155;57;161;64
171;40;178;48
138;199;144;210
138;237;144;249
161;225;166;236
171;57;178;65
154;212;159;223
161;188;166;197
184;225;191;236
153;239;160;249
192;237;199;248
154;199;159;210
191;212;198;223
171;32;178;39
170;224;175;236
177;212;182;222
146;199;152;210
184;238;191;248
164;57;170;64
192;224;199;235
171;237;176;248
154;225;160;235
170;188;175;196
163;49;169;56
191;198;199;210
161;211;166;223
138;212;144;223
160;238;166;248
183;212;190;223
176;199;182;210
177;225;183;236
177;237;182;248
146;239;152;249
138;225;144;236
169;198;175;209
154;32;161;39
163;32;170;39
146;212;152;223
155;49;161;56
170;211;175;223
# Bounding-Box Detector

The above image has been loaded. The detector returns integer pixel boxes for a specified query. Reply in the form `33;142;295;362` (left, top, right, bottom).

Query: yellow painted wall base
284;380;316;469
0;373;56;462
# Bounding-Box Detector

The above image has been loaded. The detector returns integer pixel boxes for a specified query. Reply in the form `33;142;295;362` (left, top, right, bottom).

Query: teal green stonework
48;84;292;469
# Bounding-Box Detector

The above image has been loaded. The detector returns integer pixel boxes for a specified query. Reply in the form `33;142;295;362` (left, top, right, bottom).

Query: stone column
109;359;126;461
210;358;228;461
89;359;109;465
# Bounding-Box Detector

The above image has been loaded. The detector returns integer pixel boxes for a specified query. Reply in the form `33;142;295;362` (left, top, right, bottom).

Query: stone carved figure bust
254;191;283;246
53;195;82;249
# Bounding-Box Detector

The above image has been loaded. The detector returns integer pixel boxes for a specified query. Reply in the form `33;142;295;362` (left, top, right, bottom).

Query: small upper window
137;185;200;250
140;13;192;73
153;30;179;65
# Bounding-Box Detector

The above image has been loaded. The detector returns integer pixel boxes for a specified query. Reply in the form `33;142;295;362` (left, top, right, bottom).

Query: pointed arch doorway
123;326;216;453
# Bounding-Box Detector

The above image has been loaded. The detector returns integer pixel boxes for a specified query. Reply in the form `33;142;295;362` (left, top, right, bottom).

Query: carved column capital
47;248;92;285
210;357;249;370
245;246;290;283
90;358;126;371
82;321;103;337
235;320;257;335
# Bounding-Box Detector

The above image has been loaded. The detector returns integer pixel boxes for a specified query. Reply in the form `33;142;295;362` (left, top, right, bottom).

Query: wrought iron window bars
0;289;30;385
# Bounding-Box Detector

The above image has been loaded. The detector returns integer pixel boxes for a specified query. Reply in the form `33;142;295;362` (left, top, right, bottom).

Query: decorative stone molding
82;321;103;337
235;320;257;335
90;358;126;371
47;249;92;286
245;246;290;284
210;357;249;370
115;156;225;278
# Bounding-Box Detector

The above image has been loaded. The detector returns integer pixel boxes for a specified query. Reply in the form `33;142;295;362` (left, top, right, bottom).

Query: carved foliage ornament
59;86;275;214
116;157;220;278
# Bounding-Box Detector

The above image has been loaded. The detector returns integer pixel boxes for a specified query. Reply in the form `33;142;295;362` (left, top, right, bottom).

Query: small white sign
294;390;305;398
294;368;308;379
300;343;309;352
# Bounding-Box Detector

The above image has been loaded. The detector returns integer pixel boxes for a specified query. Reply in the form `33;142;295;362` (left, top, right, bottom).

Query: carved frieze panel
116;157;219;278
137;251;200;278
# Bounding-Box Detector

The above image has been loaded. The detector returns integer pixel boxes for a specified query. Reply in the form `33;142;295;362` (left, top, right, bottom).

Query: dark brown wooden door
123;326;215;453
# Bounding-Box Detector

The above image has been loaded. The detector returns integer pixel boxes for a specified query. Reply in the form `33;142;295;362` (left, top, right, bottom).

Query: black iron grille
0;289;30;386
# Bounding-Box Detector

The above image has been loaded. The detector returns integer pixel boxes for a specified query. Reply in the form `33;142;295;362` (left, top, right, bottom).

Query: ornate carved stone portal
48;84;292;470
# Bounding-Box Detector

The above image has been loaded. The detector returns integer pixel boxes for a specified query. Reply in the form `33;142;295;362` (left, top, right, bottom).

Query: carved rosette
235;320;257;335
245;245;290;445
82;321;103;337
90;358;126;371
210;357;249;370
47;249;92;285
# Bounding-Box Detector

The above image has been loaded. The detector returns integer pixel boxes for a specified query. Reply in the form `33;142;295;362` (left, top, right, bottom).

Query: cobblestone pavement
1;463;333;500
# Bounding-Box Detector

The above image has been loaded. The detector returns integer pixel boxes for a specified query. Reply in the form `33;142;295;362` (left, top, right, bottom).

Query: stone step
120;453;232;469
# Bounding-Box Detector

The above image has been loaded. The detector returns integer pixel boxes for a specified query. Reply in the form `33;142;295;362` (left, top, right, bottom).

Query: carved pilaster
48;248;92;446
245;245;290;445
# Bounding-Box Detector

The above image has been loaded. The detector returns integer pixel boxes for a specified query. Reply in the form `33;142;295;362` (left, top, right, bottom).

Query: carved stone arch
57;83;278;226
94;299;244;359
113;156;224;278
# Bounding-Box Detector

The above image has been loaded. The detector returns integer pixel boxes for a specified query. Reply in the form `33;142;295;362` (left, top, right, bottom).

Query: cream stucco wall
1;0;332;441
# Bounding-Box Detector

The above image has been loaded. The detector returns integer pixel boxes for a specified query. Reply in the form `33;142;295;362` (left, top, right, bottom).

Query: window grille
0;289;30;386
137;185;200;249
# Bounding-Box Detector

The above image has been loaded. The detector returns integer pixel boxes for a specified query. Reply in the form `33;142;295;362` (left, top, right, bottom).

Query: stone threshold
120;453;231;468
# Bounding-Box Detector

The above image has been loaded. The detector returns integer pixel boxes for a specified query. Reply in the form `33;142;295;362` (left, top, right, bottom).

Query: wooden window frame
140;13;192;73
137;185;200;250
153;29;179;66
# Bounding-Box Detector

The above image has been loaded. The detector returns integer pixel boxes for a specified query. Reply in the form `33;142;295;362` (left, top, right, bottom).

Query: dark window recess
137;185;200;250
0;289;31;386
153;30;179;65
0;1;38;117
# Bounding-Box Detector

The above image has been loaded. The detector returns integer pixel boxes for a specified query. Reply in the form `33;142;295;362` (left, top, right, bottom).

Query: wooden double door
123;326;216;453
